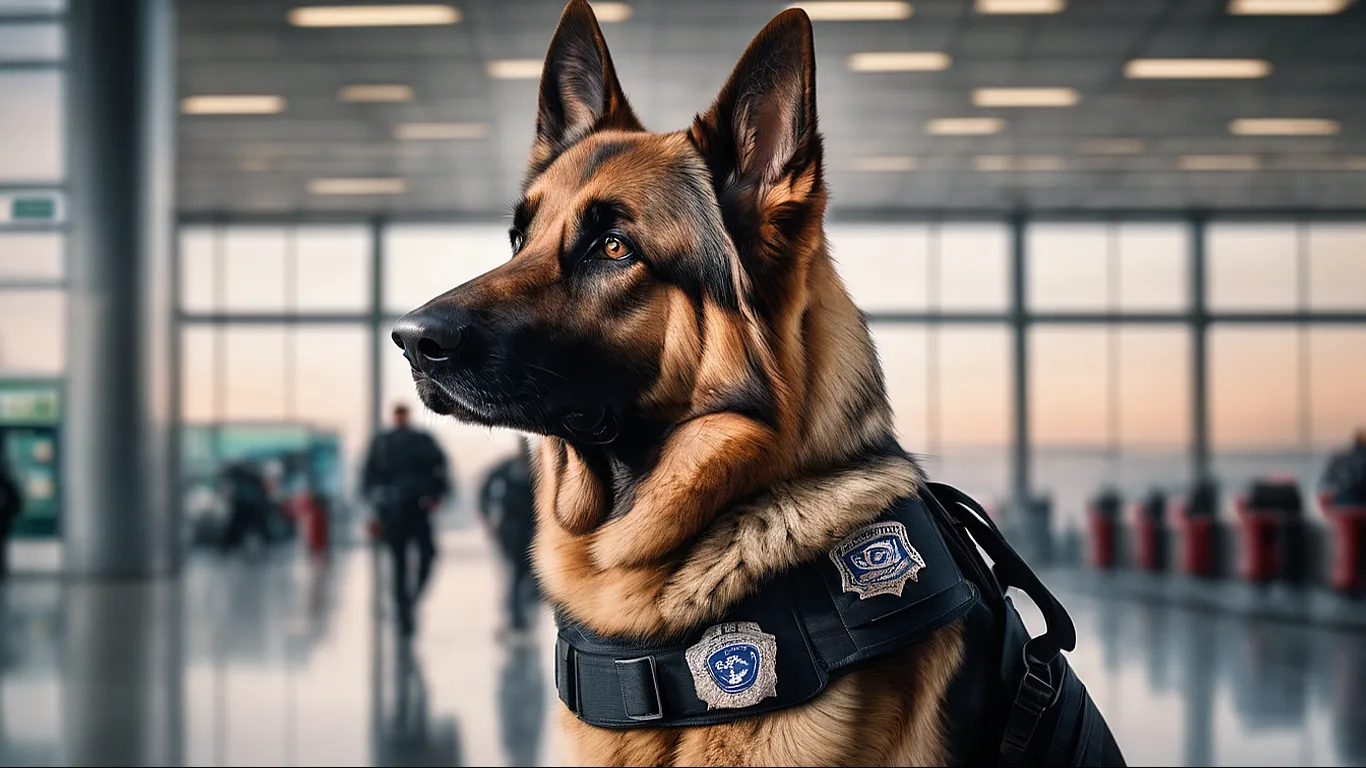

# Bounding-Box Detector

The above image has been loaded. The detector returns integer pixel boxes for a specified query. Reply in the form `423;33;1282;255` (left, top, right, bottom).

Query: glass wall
172;217;1366;542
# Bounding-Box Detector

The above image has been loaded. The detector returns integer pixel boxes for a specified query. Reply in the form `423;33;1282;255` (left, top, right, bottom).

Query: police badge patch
685;622;778;710
830;520;926;599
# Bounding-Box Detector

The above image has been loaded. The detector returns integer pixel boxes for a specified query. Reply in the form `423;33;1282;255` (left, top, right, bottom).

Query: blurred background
1;0;1365;765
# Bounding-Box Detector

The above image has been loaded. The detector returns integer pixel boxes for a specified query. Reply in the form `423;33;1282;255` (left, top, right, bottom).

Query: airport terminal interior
1;0;1365;765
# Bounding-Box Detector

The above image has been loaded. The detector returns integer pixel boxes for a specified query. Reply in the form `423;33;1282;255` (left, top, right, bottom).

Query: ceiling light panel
590;2;633;22
927;117;1006;135
976;0;1066;13
181;95;286;115
1228;0;1351;14
786;2;913;21
1078;139;1145;155
848;51;950;72
1179;155;1261;171
974;155;1065;171
394;122;488;140
1125;59;1271;78
288;5;460;27
339;84;414;102
308;177;408;195
972;87;1079;107
1229;118;1340;136
850;156;918;172
487;59;543;79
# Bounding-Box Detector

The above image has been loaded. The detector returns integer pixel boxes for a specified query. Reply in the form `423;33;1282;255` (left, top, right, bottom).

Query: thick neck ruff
534;451;924;640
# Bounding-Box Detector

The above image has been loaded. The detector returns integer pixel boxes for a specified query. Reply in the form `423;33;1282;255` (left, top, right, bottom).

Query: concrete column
63;0;177;577
61;580;184;766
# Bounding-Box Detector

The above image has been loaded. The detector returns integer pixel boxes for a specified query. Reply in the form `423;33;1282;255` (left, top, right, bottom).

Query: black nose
391;308;467;367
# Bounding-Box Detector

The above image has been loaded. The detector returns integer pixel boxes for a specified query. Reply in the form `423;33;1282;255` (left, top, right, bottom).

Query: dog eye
598;234;634;261
509;230;525;253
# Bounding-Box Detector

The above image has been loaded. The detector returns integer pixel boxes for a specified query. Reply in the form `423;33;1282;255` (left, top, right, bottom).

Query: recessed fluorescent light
977;0;1066;13
394;122;488;140
1179;154;1261;171
339;84;414;103
787;2;913;21
848;51;951;72
487;59;543;80
590;2;633;22
308;177;408;195
974;155;1065;172
1228;0;1350;14
1229;118;1340;136
927;117;1005;136
1125;58;1271;79
288;4;460;27
1078;139;1145;155
972;87;1079;107
180;95;286;115
850;155;918;172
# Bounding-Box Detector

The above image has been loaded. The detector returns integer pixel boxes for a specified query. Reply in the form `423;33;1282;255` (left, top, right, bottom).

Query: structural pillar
64;0;178;577
1190;215;1210;485
1009;213;1031;517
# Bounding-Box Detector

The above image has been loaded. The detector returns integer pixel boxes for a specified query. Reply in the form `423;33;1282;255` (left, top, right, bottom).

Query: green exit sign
12;196;57;221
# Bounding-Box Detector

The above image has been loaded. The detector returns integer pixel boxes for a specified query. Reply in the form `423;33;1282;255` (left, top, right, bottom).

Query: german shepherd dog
393;1;1005;764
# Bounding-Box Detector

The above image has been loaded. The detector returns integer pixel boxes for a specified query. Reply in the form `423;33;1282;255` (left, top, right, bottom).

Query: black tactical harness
554;482;1125;767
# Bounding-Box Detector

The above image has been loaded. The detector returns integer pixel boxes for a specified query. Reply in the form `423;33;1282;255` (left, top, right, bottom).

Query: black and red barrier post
1087;487;1122;569
1177;479;1220;578
1132;488;1169;572
1236;477;1304;586
1320;490;1366;594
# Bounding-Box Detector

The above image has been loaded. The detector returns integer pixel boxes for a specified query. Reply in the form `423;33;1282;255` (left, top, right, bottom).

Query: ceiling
176;0;1366;216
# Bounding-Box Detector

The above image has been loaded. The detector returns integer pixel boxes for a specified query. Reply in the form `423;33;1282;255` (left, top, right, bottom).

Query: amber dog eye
599;234;634;261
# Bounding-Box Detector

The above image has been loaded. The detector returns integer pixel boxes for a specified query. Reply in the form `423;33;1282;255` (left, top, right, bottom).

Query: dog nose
391;307;467;367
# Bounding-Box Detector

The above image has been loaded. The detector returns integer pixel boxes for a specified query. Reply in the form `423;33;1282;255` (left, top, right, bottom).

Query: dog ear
689;8;824;271
530;0;642;175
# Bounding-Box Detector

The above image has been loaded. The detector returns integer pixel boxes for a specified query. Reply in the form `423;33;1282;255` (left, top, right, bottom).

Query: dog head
393;1;880;465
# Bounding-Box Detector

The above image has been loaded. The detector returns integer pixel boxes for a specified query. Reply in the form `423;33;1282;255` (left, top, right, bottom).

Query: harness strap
924;482;1078;767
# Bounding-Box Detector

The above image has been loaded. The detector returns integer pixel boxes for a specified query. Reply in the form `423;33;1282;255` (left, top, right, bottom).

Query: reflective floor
2;528;1363;767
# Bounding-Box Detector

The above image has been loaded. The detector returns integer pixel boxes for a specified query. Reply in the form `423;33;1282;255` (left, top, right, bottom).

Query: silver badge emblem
684;622;778;710
830;520;926;599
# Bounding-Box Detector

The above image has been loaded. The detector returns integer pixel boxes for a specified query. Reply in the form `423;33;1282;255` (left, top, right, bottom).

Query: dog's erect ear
689;9;824;247
530;0;642;175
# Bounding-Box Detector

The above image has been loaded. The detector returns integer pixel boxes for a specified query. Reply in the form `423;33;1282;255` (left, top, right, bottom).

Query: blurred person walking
218;461;274;557
0;457;21;579
363;404;452;637
478;437;540;641
1322;429;1366;506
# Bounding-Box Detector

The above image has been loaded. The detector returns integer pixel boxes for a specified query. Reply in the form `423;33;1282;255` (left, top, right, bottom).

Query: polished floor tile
1;528;1362;767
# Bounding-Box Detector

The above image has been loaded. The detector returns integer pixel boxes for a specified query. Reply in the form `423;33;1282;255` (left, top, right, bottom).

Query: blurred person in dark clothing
0;458;21;578
363;403;451;637
478;437;539;640
218;461;273;555
1322;429;1366;506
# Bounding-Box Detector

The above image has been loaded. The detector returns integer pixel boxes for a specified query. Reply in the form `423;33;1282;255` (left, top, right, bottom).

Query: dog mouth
409;367;620;444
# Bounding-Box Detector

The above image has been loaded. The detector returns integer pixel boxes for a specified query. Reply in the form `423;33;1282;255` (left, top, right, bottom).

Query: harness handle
925;482;1078;767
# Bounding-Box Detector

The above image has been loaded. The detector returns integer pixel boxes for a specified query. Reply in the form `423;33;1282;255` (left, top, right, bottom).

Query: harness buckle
615;655;664;721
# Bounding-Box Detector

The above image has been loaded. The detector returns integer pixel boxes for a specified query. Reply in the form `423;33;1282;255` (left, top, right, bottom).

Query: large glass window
932;326;1012;506
1028;225;1109;312
0;289;64;374
1209;326;1315;511
871;325;929;451
383;225;509;314
1117;225;1188;312
178;226;372;314
0;71;63;181
1208;224;1299;311
938;224;1008;311
1306;224;1366;311
832;224;930;312
0;232;62;280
